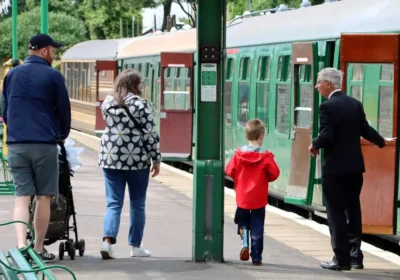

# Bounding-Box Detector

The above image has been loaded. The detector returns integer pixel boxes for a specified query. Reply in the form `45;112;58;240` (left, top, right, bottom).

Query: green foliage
77;0;157;39
0;7;86;59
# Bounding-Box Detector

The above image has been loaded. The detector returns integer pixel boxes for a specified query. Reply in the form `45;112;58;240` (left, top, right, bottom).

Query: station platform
0;130;399;279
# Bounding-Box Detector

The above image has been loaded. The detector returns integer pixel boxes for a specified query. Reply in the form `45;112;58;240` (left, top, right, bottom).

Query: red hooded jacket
226;146;280;209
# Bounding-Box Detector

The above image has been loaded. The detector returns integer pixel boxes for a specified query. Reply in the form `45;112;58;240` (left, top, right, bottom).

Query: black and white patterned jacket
98;93;162;170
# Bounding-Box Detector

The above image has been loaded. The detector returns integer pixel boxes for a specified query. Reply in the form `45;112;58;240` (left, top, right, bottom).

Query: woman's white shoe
130;245;151;257
100;242;115;259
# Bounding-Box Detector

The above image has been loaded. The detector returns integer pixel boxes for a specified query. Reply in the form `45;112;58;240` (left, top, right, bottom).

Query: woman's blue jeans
102;168;150;246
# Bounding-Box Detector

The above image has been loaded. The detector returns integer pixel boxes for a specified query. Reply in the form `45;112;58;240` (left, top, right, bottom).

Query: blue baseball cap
28;34;63;50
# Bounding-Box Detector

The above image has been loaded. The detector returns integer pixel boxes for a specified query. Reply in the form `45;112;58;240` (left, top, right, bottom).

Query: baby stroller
26;141;85;260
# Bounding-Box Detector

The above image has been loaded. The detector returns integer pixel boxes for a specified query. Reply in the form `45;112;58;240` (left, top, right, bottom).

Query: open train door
95;60;118;136
340;34;399;235
160;52;194;161
284;42;320;205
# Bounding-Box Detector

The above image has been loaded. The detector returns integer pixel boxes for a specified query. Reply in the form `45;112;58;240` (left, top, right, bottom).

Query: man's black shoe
351;263;364;269
320;261;351;271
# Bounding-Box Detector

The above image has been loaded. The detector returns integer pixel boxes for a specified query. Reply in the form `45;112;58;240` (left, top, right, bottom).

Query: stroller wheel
68;241;76;260
59;243;64;260
78;239;85;257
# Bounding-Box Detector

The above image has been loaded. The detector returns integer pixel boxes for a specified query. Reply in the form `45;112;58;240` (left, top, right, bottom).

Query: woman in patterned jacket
98;69;161;259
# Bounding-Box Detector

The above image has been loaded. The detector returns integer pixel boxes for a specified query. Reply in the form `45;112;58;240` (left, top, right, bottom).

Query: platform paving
0;134;398;279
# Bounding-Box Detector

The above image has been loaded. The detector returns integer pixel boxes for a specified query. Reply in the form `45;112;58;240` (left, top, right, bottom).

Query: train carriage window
124;64;128;70
145;63;150;78
257;56;270;81
256;56;270;130
276;55;292;135
276;84;291;134
238;57;251;126
256;83;268;127
225;57;234;125
238;83;250;126
131;64;135;69
138;63;142;73
239;57;251;80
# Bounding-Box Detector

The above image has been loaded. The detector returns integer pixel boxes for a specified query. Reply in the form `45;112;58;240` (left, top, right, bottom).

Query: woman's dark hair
113;69;142;104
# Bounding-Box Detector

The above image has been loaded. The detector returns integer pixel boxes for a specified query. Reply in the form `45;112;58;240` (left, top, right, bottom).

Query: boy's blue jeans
102;168;150;246
234;207;265;263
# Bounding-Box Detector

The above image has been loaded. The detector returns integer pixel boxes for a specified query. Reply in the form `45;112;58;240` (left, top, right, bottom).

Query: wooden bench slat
0;251;18;280
8;249;39;280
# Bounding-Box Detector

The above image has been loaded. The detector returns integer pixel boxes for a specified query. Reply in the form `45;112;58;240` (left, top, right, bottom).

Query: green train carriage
65;0;400;242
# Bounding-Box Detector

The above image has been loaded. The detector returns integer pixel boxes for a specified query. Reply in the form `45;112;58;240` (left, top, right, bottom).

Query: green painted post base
192;160;224;262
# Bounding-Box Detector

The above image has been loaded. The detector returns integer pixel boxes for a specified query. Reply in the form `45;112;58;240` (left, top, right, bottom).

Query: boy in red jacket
225;118;280;266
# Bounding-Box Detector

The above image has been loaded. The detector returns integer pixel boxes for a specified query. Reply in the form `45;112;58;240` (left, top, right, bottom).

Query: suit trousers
322;173;364;265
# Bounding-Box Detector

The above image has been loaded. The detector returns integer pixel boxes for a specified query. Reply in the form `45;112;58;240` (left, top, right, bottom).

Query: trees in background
0;0;328;59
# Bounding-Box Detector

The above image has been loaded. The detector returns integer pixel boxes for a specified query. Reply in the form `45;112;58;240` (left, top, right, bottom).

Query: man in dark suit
309;67;387;271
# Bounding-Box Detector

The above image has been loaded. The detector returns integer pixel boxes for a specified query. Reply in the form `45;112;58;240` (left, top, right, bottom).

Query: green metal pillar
41;0;48;34
11;0;17;59
193;0;226;262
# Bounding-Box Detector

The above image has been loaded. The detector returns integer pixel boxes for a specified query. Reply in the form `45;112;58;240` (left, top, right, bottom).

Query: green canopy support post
11;0;17;59
41;0;48;34
192;0;226;262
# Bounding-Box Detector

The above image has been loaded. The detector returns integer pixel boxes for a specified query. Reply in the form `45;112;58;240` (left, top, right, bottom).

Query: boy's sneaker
38;248;56;263
252;261;262;266
240;246;250;261
239;228;250;261
100;242;115;259
130;245;151;257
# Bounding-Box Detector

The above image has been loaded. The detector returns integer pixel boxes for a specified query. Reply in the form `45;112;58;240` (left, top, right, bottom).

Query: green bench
0;149;15;196
0;221;76;280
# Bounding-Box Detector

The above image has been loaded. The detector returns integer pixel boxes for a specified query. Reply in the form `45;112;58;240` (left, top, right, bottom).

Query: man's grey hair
317;67;344;89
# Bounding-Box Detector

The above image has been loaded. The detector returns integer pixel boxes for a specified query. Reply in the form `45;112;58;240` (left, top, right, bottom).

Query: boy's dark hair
246;118;265;141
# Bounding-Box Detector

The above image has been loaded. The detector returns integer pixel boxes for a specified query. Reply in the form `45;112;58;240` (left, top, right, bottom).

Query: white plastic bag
58;138;85;171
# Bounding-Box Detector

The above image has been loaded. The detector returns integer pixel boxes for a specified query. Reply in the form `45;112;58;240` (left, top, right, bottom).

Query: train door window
225;57;234;124
295;65;313;129
163;67;190;111
378;63;395;138
238;57;251;126
275;55;292;135
256;56;270;130
348;63;365;102
185;68;191;110
143;62;151;101
154;62;161;111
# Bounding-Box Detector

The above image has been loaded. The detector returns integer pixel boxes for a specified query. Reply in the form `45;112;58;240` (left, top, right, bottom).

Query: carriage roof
117;0;400;59
61;38;137;61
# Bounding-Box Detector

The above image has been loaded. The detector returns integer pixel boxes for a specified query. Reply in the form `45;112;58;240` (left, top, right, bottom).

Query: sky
141;2;192;32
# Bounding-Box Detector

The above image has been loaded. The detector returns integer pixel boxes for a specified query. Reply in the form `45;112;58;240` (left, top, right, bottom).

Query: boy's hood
236;145;274;166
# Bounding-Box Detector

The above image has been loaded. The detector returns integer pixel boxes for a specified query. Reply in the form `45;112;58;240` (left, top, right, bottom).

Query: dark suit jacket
312;91;385;177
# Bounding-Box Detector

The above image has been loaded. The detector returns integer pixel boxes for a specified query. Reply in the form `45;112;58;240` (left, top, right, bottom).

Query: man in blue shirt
2;34;71;262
